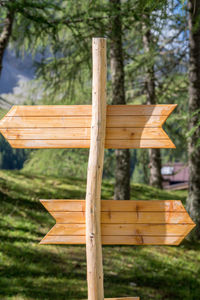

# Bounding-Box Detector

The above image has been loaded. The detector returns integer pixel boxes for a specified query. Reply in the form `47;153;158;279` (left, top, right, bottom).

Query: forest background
0;1;200;299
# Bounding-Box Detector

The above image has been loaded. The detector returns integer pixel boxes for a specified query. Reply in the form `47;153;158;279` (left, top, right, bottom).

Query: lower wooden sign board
40;200;195;245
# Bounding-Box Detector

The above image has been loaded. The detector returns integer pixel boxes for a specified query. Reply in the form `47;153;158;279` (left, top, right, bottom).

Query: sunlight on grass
0;170;198;300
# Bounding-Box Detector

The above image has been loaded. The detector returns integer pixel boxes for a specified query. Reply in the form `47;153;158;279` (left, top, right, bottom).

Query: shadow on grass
0;170;198;300
103;245;200;300
0;243;87;300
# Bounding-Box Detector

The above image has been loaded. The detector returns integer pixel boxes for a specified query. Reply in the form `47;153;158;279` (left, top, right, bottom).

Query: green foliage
161;74;189;163
0;135;28;169
23;149;89;179
0;0;192;183
132;149;150;184
0;110;28;170
23;149;119;181
0;169;199;300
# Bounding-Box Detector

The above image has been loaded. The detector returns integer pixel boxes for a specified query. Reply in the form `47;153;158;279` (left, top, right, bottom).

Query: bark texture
186;0;200;239
143;18;163;189
109;0;130;200
0;7;15;77
86;38;106;300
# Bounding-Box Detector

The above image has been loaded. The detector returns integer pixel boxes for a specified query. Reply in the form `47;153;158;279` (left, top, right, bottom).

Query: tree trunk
186;0;200;240
0;7;15;77
143;18;163;189
109;0;130;200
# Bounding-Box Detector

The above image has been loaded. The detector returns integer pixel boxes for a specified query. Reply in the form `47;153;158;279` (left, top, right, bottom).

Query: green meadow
0;170;199;300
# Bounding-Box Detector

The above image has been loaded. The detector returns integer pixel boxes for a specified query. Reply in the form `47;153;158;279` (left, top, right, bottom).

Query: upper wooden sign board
0;104;176;149
40;199;195;245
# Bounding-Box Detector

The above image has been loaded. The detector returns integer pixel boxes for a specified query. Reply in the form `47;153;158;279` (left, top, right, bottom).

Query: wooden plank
104;298;139;300
107;127;168;140
5;105;92;117
0;115;167;128
6;104;176;117
107;104;177;116
40;199;195;245
7;139;175;149
85;298;140;300
106;115;167;128
49;211;194;224
40;235;186;245
47;223;195;236
0;116;92;128
1;127;169;140
85;37;106;300
1;128;91;140
105;139;175;149
103;235;186;245
7;139;90;148
40;200;187;212
40;235;86;244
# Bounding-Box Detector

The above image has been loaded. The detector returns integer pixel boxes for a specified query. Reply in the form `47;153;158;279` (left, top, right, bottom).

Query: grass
0;170;199;300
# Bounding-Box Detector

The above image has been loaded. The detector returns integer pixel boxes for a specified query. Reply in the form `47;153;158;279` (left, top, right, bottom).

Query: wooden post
86;38;107;300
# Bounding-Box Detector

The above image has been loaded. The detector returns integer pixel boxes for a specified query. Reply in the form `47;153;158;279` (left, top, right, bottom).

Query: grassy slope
0;170;199;300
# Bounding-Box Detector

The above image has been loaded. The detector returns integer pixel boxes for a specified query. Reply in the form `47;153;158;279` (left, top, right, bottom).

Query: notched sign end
39;199;195;246
0;104;178;150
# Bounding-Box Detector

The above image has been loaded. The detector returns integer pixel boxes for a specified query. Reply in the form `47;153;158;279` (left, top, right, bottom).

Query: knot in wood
90;232;95;239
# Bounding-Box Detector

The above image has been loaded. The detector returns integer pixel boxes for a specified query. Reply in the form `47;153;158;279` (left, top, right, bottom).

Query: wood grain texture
40;199;187;212
40;235;186;245
40;199;195;245
0;115;167;128
105;139;175;149
86;297;140;300
85;37;106;300
84;298;139;300
1;127;169;140
46;223;194;236
6;104;176;117
7;139;175;149
7;139;91;149
0;104;176;149
6;139;175;149
104;298;139;300
48;211;194;224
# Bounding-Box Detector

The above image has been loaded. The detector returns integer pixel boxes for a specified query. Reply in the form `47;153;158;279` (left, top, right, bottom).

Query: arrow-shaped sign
0;104;176;149
40;199;195;245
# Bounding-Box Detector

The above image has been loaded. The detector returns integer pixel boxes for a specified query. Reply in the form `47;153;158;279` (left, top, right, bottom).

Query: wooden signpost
0;38;195;300
40;199;195;245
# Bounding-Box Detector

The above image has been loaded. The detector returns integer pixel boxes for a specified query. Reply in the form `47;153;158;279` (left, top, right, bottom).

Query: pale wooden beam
85;38;107;300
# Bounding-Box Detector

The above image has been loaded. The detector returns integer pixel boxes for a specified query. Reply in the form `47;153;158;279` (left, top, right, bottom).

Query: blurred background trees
186;0;200;240
0;0;199;237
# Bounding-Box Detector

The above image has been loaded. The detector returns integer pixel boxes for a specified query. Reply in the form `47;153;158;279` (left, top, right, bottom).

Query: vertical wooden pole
86;38;107;300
